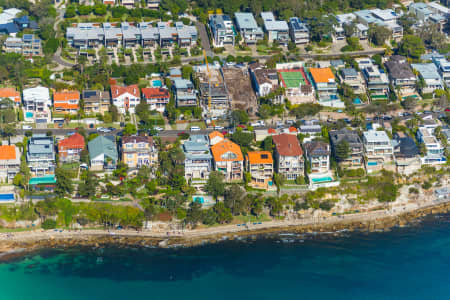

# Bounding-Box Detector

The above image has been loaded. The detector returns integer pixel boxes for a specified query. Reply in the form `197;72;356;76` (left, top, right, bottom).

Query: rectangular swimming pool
152;80;162;87
311;177;332;183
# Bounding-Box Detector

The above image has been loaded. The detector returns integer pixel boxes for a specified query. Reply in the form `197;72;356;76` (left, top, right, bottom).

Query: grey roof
235;12;258;29
173;78;193;89
330;129;363;147
411;63;441;80
341;68;358;77
394;134;419;157
261;12;288;31
330;59;344;67
121;22;141;39
28;135;54;155
88;135;118;161
385;56;415;79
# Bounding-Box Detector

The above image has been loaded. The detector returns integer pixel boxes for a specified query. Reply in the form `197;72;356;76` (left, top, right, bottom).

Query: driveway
195;22;212;57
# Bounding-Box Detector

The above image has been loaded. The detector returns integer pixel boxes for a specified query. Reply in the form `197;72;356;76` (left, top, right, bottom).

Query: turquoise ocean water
1;214;450;300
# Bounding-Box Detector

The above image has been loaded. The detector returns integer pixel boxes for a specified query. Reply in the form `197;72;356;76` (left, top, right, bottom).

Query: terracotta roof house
0;145;20;180
58;133;85;163
53;91;80;114
0;88;20;106
208;131;224;146
245;151;274;189
121;135;158;169
309;67;343;107
111;84;140;114
272;133;304;180
141;87;170;113
82;90;111;115
211;139;244;182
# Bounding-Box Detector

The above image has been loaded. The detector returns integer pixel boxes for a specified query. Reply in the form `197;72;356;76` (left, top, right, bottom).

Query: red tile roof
54;91;80;102
58;133;85;150
141;87;170;99
111;84;140;98
0;88;20;103
54;103;79;110
272;134;303;156
268;128;277;134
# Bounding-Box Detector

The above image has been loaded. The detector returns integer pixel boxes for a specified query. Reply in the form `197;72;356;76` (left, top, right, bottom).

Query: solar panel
83;90;97;98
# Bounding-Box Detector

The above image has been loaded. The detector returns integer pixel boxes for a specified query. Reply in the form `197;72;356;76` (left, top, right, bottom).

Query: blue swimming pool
194;196;205;204
368;161;378;166
0;194;14;201
353;98;362;104
152;80;162;87
26;112;33;118
311;177;332;183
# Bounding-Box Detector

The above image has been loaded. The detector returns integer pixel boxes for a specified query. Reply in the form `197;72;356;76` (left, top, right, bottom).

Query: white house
363;130;394;172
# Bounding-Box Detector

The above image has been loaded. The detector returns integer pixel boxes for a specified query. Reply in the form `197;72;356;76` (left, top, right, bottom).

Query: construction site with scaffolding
194;63;230;118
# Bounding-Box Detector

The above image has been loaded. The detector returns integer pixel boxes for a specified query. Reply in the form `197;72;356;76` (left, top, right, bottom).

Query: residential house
183;135;212;181
53;91;80;114
23;86;51;124
385;55;417;96
272;133;304;180
66;23;104;49
0;9;38;35
354;23;369;39
58;133;85;163
411;63;444;94
309;67;345;107
111;84;140;114
211;139;244;182
209;14;235;47
141;87;170;113
27;134;56;178
354;9;403;40
340;68;366;94
254;128;277;142
246;151;274;189
5;34;42;56
103;0;115;4
416;126;446;165
261;12;289;43
299;124;322;142
329;129;365;169
303;141;331;174
82;90;111;115
288;17;309;44
249;63;280;100
121;136;158;169
139;22;159;48
88;135;118;171
0;88;20;106
0;145;20;181
209;131;224;146
334;13;355;41
146;0;160;9
432;57;450;87
362;130;394;172
173;78;197;107
356;58;390;100
234;12;263;44
121;22;141;48
392;132;420;175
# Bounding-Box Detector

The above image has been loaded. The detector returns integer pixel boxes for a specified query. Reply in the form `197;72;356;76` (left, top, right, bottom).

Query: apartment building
121;136;158;169
411;63;444;94
288;17;309;44
329;129;364;169
432;57;450;87
82;90;111;115
53;91;80;114
27;134;56;178
272;134;304;181
173;78;197;107
0;145;20;181
234;12;263;44
246;151;274;189
211;139;244;182
88;135;118;171
0;88;20;106
183;135;212;181
58;133;85;163
357;58;390;100
362;130;394;171
261;12;289;43
209;14;235;47
23;86;51;124
416;126;446;165
385;55;417;96
141;87;170;113
354;9;403;40
5;34;42;56
111;84;140;114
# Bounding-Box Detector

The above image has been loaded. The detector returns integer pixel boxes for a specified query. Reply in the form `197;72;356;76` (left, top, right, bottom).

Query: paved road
195;22;212;57
52;6;76;68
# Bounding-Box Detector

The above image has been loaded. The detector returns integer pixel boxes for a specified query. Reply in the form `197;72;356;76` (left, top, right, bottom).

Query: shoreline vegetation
1;197;449;261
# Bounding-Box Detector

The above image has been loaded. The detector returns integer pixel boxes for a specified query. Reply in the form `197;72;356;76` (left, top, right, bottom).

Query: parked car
214;126;224;130
154;126;163;131
22;125;32;130
250;120;265;127
237;124;246;129
190;126;201;131
285;120;295;125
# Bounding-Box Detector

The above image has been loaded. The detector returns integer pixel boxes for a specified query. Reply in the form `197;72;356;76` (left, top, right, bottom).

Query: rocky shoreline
0;201;449;261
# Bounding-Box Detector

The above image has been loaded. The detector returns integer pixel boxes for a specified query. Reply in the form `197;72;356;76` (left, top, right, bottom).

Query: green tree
205;171;225;200
335;140;350;161
398;35;426;59
231;110;249;125
368;24;391;46
214;202;233;224
123;123;137;136
231;130;253;148
55;168;74;197
185;201;203;227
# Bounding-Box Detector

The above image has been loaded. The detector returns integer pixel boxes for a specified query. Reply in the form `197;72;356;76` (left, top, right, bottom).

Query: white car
214;126;224;130
22;125;32;130
190;126;201;131
154;126;163;131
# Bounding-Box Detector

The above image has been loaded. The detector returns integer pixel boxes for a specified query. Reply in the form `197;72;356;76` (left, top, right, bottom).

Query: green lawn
234;213;272;223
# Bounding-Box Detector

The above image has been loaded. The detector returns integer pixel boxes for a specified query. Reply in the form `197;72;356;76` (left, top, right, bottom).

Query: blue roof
0;22;19;34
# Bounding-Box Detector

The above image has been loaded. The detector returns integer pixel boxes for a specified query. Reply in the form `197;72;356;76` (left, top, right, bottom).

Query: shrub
41;219;57;230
